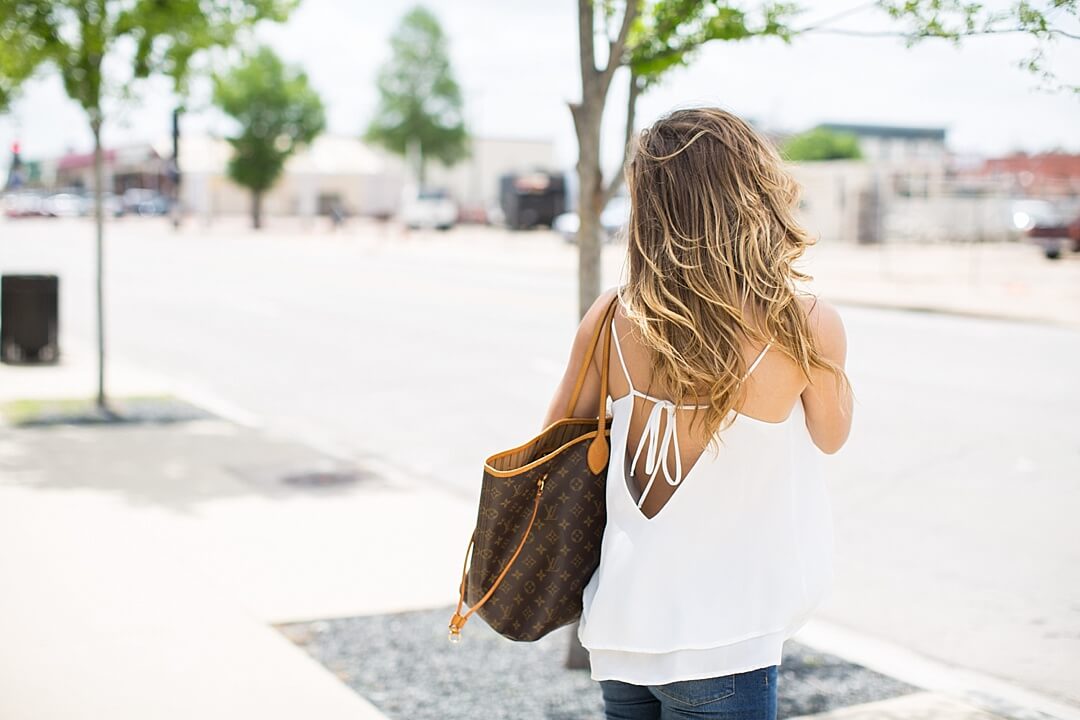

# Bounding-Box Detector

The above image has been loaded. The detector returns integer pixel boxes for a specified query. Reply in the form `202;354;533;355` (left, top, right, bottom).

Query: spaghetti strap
744;341;773;379
613;315;773;395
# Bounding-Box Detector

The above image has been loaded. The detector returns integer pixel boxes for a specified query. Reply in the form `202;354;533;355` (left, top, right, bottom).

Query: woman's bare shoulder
795;294;846;357
583;287;621;327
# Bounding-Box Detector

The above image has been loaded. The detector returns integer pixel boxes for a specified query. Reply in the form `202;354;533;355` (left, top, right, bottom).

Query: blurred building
785;123;1020;244
4;144;171;195
174;134;406;221
788;159;877;246
424;136;556;217
11;134;557;222
818;123;947;164
808;123;951;200
52;145;171;195
965;152;1080;199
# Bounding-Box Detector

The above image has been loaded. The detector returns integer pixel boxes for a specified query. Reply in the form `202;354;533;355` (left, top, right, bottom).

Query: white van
399;185;457;230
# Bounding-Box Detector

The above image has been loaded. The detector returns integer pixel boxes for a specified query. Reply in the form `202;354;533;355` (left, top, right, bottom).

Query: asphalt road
3;216;1078;707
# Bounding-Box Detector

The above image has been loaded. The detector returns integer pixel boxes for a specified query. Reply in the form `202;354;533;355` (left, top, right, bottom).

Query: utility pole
169;108;182;229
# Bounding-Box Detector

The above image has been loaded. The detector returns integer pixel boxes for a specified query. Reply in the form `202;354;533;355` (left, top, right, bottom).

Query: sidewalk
799;240;1080;330
0;342;1072;719
0;348;477;719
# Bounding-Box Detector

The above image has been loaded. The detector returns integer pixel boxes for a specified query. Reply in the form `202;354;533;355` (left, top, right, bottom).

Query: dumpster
1;274;59;364
500;172;566;230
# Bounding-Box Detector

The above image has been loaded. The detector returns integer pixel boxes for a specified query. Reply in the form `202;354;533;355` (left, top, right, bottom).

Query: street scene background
1;1;1079;718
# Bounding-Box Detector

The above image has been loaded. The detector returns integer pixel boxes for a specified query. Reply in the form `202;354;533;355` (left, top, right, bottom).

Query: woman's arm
540;288;620;429
799;296;854;454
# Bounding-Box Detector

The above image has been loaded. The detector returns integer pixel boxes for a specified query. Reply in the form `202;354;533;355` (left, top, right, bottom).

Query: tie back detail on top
610;316;773;509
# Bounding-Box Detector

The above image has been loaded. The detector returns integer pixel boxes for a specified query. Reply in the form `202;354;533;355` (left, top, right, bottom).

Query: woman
542;107;855;719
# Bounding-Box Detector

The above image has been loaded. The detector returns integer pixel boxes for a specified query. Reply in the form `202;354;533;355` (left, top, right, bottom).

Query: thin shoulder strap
743;340;773;380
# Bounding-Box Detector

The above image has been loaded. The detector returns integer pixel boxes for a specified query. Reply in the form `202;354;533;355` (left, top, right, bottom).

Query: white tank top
577;308;835;685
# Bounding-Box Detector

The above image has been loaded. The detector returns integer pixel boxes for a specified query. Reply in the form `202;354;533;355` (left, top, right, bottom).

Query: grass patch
1;394;211;427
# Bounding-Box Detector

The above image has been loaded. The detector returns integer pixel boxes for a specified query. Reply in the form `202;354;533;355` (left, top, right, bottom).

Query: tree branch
578;0;597;84
568;99;585;140
796;2;878;33
601;0;639;94
800;26;1080;40
605;70;640;203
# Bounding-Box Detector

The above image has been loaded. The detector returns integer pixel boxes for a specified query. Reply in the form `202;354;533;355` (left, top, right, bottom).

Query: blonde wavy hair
618;106;852;454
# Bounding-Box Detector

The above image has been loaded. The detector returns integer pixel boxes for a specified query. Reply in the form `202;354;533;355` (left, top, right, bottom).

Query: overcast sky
1;0;1077;174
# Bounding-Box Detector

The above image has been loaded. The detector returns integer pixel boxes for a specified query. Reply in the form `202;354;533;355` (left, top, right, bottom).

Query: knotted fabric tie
629;399;685;509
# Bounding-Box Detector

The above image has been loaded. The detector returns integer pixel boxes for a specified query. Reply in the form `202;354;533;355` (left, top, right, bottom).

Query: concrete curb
795;618;1080;720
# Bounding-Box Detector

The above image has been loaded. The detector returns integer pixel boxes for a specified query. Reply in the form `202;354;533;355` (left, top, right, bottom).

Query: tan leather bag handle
564;294;618;418
449;295;620;641
570;294;618;474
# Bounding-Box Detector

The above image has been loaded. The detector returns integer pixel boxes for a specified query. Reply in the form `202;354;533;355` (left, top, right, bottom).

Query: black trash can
1;274;60;364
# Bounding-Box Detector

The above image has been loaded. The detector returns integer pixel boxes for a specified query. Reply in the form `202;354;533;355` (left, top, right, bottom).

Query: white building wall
789;160;873;245
175;133;552;220
789;158;1016;245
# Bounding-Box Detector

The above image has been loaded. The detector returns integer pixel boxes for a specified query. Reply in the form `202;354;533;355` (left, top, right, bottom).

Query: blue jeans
599;665;778;720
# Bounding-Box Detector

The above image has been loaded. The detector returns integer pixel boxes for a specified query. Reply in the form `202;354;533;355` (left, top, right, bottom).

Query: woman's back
577;293;837;685
606;295;814;520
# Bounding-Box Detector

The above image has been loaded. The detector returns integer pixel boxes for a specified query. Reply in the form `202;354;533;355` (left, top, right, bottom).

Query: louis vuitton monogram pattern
465;430;609;642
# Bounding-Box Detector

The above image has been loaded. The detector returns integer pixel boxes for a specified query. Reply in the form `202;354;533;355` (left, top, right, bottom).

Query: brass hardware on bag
537;473;547;496
448;612;465;643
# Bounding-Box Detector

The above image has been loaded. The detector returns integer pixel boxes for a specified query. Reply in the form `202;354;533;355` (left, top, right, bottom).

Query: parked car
400;186;457;230
554;195;632;244
1010;199;1059;234
121;188;170;216
42;192;87;218
1011;199;1080;259
2;191;48;218
100;192;125;218
1028;213;1080;259
3;189;125;219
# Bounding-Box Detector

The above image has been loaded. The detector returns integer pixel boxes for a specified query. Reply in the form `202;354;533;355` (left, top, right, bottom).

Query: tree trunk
564;13;605;674
91;116;110;416
252;190;263;229
574;104;604;320
565;0;639;669
566;624;591;670
563;110;611;666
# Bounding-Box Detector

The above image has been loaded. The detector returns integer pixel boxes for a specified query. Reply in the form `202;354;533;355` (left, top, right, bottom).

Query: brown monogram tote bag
448;295;619;642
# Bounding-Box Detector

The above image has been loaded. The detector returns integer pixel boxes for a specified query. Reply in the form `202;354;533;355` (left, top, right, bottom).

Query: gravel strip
278;606;920;719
